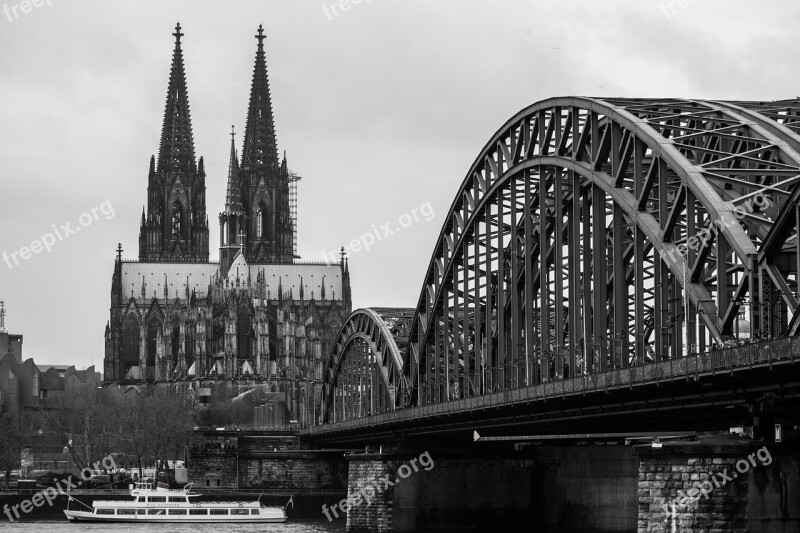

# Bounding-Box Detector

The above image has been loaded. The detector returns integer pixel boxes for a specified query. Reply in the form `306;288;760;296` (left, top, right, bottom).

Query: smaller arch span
321;308;413;423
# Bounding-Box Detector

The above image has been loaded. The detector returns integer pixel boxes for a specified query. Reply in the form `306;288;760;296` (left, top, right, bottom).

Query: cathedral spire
157;22;196;174
140;23;209;263
241;24;279;171
224;125;243;213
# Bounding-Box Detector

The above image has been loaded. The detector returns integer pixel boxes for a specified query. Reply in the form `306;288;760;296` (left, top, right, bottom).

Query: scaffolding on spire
0;301;6;332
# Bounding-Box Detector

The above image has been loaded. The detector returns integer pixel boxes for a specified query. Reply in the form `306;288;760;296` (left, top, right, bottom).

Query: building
0;313;101;413
102;24;352;425
0;302;24;365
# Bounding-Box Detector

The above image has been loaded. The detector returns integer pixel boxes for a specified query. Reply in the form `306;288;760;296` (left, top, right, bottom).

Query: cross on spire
173;22;184;45
237;230;246;249
256;24;265;47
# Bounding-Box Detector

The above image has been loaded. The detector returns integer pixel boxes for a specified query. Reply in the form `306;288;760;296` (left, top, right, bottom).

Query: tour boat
63;481;287;523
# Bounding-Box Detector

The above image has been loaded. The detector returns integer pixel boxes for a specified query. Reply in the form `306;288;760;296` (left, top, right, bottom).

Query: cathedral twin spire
147;22;293;273
241;25;280;173
157;23;197;174
139;22;209;262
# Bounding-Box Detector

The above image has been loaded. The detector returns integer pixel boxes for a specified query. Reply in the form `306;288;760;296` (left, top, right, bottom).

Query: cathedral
103;24;352;423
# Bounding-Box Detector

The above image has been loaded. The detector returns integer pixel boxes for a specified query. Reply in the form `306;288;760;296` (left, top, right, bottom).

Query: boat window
168;509;187;515
231;509;249;515
117;509;136;515
137;509;147;515
209;509;228;515
147;509;166;515
189;509;208;515
148;497;166;502
168;496;185;503
250;509;260;515
96;509;115;515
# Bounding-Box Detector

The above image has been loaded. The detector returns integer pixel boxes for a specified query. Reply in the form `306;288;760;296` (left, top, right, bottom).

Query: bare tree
0;410;24;489
40;387;122;472
141;387;194;483
115;392;150;479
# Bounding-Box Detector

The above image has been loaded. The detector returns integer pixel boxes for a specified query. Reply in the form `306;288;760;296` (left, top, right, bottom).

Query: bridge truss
322;97;800;423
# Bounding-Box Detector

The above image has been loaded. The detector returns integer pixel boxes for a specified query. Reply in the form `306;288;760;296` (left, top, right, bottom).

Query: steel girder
322;97;800;421
322;308;412;423
403;96;800;407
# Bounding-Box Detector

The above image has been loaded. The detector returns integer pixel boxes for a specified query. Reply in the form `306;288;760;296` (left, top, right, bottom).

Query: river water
0;519;346;532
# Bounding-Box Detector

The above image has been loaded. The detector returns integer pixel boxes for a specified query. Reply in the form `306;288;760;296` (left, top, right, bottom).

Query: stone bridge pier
338;437;799;533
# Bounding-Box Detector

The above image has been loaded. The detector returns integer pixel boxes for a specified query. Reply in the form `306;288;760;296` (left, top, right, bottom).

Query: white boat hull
64;509;286;523
62;481;288;524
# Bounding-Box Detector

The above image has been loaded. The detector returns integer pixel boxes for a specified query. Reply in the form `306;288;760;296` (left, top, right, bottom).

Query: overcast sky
1;0;798;369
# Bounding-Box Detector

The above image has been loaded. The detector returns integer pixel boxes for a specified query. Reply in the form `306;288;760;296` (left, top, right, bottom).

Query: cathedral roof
120;260;343;302
157;23;197;174
227;249;249;282
254;263;343;301
121;262;218;299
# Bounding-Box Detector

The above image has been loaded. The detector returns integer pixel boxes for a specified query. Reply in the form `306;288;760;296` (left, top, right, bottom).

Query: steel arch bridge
321;96;800;425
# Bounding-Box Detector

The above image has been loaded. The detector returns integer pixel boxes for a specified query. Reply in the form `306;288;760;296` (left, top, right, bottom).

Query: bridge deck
305;337;800;440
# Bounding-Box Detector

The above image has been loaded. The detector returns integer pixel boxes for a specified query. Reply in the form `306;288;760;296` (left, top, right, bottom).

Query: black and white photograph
1;1;799;531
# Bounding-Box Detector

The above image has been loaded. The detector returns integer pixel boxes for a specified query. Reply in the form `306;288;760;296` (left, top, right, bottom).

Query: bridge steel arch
322;308;413;423
323;97;800;421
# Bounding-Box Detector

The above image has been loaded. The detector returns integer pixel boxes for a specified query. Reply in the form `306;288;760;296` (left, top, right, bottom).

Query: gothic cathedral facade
103;24;352;424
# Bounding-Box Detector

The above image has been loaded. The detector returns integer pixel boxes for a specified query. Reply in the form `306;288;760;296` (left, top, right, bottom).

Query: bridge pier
336;438;799;532
342;445;639;532
635;436;800;533
344;454;395;532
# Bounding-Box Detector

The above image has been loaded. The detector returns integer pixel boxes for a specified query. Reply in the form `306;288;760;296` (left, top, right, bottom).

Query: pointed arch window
172;202;183;236
237;307;252;361
122;315;141;367
172;323;181;360
256;202;269;239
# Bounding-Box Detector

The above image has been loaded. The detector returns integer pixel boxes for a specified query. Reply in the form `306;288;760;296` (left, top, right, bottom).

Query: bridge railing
414;337;798;406
516;337;793;401
311;337;798;432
